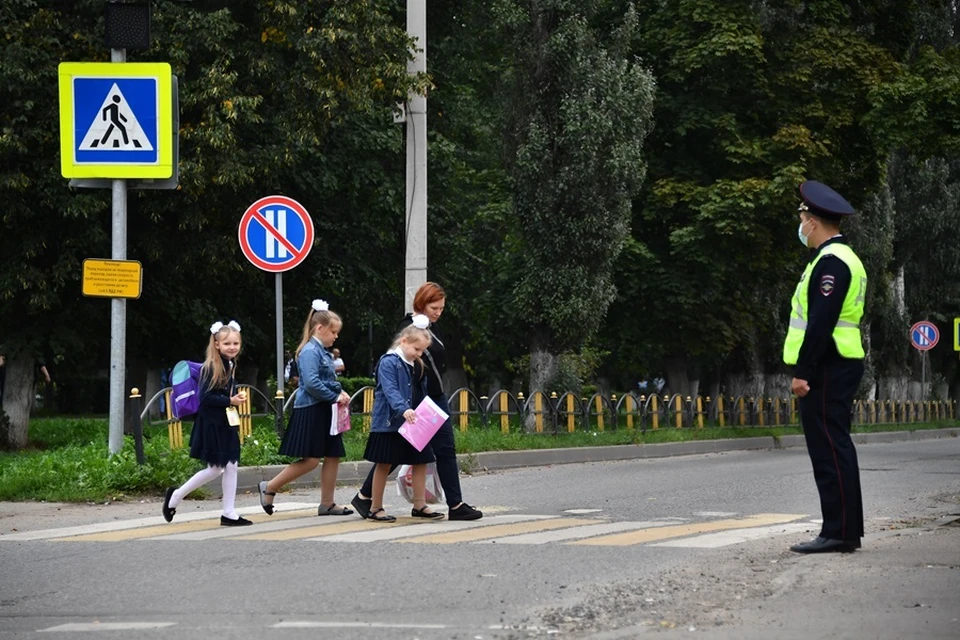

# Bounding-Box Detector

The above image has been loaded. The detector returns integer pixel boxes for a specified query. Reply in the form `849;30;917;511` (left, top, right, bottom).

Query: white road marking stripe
145;514;345;541
1;503;317;541
651;522;816;548
272;621;447;629
39;622;176;632
693;511;738;517
564;508;603;514
315;515;553;542
475;520;671;545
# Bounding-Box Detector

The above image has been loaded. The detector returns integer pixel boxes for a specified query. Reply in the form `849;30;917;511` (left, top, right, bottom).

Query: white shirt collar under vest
391;346;415;366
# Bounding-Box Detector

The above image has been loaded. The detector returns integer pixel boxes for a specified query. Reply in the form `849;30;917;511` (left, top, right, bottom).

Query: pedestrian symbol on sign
78;83;153;151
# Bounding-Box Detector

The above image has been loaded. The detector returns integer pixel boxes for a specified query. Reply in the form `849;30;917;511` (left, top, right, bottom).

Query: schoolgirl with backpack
162;321;251;526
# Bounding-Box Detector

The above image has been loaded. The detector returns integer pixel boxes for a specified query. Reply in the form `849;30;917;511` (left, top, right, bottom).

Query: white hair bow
312;299;329;312
209;321;224;334
227;320;241;332
411;314;430;329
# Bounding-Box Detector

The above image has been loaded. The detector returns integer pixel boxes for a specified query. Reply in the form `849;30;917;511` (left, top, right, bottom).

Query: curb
214;427;960;494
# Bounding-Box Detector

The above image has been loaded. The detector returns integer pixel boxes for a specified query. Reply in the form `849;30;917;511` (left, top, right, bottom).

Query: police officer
784;180;866;554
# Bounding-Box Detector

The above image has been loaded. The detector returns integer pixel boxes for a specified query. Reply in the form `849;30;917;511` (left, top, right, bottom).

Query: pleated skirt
364;431;435;465
278;402;346;459
189;410;241;467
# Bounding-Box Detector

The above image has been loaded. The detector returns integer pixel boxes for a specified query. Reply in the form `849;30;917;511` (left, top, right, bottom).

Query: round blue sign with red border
238;195;314;273
910;321;939;351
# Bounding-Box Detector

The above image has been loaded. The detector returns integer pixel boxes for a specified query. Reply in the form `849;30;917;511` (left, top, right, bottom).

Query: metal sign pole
108;46;127;455
921;351;926;401
275;273;284;432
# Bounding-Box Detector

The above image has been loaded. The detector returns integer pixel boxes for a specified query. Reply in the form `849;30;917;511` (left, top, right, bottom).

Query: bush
340;377;375;395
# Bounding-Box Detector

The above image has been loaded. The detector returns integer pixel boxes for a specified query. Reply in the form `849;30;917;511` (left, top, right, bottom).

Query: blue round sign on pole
238;195;314;273
910;321;939;351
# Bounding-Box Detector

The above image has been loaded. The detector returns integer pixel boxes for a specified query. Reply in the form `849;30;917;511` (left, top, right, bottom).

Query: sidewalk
218;426;960;493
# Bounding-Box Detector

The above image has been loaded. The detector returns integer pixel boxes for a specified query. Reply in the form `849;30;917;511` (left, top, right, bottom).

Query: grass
0;415;956;503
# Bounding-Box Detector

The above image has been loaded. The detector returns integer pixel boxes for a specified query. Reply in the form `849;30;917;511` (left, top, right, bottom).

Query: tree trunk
664;354;689;398
528;332;558;433
528;332;557;395
2;352;35;449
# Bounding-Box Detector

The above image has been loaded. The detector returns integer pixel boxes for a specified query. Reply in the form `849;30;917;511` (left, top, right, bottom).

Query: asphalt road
1;438;958;639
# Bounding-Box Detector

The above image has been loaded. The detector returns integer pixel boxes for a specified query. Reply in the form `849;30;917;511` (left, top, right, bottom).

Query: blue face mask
798;220;810;247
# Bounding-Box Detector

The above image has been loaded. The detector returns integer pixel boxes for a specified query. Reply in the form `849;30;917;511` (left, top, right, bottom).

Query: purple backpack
170;360;203;419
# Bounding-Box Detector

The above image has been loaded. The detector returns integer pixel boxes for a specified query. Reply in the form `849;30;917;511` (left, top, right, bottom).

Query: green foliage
498;0;656;352
339;377;375;395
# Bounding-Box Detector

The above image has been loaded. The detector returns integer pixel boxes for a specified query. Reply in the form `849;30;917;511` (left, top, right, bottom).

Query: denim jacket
370;352;427;433
293;338;342;408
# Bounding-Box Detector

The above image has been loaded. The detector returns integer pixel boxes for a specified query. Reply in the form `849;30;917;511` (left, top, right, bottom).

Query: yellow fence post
625;395;634;431
534;392;543;433
596;396;605;431
674;396;683;428
566;394;576;432
164;388;183;449
716;396;725;427
500;392;509;434
739;398;747;426
696;396;704;429
458;389;469;432
363;387;374;432
237;384;252;443
756;398;765;426
651;395;659;430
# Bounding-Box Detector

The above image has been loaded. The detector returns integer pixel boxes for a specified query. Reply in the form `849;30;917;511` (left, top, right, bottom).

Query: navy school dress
279;337;346;459
188;357;241;468
364;352;436;466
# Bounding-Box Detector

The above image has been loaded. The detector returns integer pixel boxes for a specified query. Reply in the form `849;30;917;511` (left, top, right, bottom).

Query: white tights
170;462;240;519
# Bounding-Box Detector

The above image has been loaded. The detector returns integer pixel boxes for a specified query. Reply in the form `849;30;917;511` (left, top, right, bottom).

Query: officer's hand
791;378;810;398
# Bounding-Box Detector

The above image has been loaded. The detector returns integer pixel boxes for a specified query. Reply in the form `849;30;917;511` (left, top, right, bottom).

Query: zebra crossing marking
397;517;597;544
651;521;815;548
4;508;810;549
314;515;552;543
0;503;317;542
570;513;806;546
475;520;673;545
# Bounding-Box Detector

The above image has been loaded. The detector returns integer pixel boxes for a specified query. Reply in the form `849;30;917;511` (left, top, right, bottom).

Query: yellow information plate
82;259;143;299
59;62;173;179
955;317;960;351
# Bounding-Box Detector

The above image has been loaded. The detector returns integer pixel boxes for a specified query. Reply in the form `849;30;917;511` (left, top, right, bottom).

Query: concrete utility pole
108;45;127;455
404;0;427;313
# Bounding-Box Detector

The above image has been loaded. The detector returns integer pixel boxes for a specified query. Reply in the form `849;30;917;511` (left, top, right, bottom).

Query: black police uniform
790;181;865;553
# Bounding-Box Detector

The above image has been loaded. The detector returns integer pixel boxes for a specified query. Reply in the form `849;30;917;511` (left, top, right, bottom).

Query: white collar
391;346;415;366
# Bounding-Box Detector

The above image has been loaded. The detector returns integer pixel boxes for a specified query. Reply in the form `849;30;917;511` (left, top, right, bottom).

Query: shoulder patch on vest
820;275;835;296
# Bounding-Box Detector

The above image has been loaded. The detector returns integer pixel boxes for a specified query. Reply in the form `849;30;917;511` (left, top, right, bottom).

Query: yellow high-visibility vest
783;243;867;365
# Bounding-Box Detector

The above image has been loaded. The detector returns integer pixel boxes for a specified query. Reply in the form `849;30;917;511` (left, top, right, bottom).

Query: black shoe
448;503;483;521
258;481;275;516
412;506;445;520
790;536;858;554
351;493;372;519
220;515;253;527
162;487;176;523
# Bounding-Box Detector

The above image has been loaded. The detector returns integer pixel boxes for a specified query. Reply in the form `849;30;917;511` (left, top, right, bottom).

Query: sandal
317;503;354;516
411;506;445;520
368;508;397;523
258;481;276;516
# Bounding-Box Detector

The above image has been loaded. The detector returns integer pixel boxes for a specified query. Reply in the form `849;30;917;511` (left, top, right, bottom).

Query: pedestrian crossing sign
58;62;173;179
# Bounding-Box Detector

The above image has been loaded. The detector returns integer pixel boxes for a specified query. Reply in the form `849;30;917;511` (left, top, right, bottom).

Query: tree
497;0;655;394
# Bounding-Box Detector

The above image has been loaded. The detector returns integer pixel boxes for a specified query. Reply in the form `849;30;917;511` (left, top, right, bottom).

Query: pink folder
398;396;450;452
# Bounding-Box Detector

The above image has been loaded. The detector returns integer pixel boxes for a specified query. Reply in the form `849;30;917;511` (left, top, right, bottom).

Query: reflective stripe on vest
783;243;867;365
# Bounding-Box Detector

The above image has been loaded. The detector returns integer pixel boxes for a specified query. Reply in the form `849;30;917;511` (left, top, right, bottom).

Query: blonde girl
362;319;442;522
163;321;250;526
258;299;353;516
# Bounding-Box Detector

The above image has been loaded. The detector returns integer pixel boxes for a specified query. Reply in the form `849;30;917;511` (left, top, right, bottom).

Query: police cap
798;180;856;221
